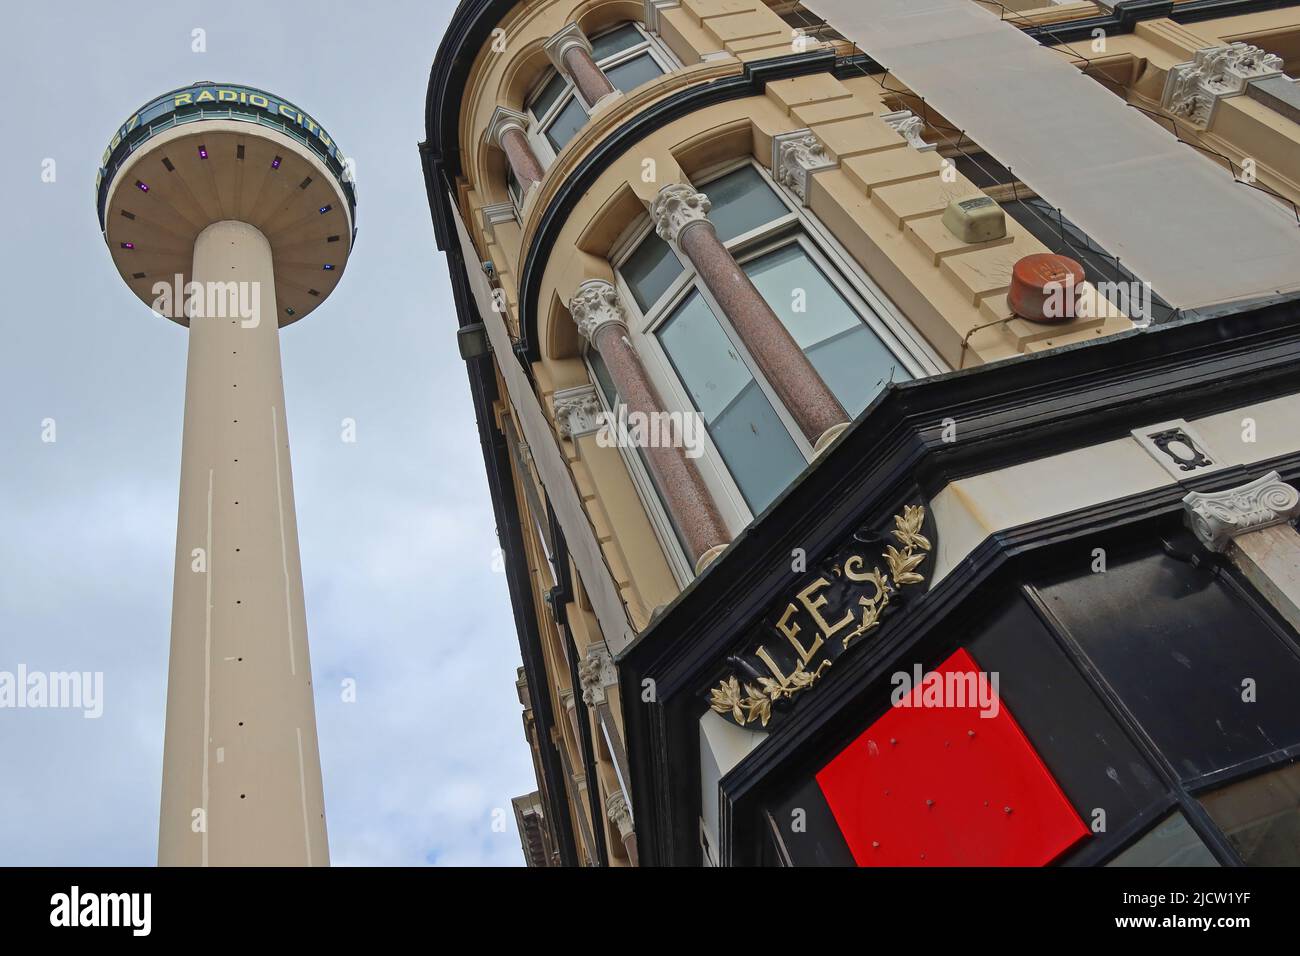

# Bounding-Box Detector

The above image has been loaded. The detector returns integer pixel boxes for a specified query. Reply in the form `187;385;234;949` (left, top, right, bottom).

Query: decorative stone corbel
1184;471;1300;631
1183;471;1300;553
480;201;517;243
578;641;616;706
771;129;837;205
1161;43;1284;128
882;110;937;151
553;385;603;440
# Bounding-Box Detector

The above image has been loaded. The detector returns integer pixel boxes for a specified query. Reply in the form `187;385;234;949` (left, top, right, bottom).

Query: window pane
507;165;521;205
528;70;568;120
544;95;588;152
1200;761;1300;865
1107;812;1219;867
606;53;664;94
591;23;643;61
745;242;904;416
622;231;683;313
658;291;804;512
704;165;789;243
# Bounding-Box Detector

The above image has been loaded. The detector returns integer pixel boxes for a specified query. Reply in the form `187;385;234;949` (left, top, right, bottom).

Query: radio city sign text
101;86;341;165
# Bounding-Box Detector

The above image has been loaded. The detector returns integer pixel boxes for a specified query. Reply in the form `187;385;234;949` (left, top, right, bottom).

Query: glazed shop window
606;160;942;529
525;22;675;163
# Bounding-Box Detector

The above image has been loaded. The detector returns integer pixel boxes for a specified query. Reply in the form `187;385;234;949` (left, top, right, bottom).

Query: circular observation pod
96;81;357;326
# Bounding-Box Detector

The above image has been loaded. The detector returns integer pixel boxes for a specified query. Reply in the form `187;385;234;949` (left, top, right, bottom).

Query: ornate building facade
423;0;1300;866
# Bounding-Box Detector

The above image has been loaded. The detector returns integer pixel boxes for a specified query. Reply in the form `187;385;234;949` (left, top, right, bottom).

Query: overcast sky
0;0;536;866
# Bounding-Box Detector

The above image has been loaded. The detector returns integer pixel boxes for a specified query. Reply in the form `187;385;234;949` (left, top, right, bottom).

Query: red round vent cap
1008;253;1086;324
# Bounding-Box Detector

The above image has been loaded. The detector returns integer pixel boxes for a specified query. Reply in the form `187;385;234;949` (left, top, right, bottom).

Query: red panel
815;648;1088;866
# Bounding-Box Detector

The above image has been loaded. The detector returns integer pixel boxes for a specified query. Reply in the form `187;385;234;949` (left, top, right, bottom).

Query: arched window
525;22;677;164
586;159;944;577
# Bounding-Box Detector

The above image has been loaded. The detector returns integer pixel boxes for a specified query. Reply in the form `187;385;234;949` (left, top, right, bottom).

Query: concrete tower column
571;279;730;572
100;82;354;868
159;220;328;866
651;183;850;452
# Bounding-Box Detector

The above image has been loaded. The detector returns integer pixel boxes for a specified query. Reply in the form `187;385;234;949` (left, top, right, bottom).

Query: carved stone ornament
569;279;628;342
707;503;936;729
577;641;616;706
1184;471;1300;553
881;110;937;151
1161;43;1284;128
772;130;836;203
553;385;603;441
650;183;712;247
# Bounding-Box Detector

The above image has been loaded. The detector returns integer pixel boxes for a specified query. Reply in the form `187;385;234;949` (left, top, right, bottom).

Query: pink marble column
570;279;730;572
546;24;617;108
486;107;545;192
651;183;850;452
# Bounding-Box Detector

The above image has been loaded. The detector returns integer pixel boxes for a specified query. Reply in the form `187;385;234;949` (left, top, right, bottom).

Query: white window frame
591;158;947;545
525;21;679;167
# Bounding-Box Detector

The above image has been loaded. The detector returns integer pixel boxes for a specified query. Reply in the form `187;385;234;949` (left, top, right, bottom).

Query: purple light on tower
121;242;135;249
271;156;282;169
198;145;208;159
136;180;149;192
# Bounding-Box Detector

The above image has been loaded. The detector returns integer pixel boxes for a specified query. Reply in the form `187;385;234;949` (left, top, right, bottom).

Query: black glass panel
1038;547;1300;780
968;596;1168;840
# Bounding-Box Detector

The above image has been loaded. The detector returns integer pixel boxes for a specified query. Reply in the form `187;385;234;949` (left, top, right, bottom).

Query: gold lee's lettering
710;505;933;728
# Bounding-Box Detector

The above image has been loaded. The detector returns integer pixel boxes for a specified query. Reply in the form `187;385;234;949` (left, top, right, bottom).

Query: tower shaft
158;220;328;866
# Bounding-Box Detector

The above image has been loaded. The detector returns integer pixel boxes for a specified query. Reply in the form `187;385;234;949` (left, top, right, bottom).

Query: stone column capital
650;183;713;249
605;790;634;838
569;279;629;342
771;129;837;205
578;641;616;706
1183;471;1300;552
484;106;530;150
544;22;593;72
